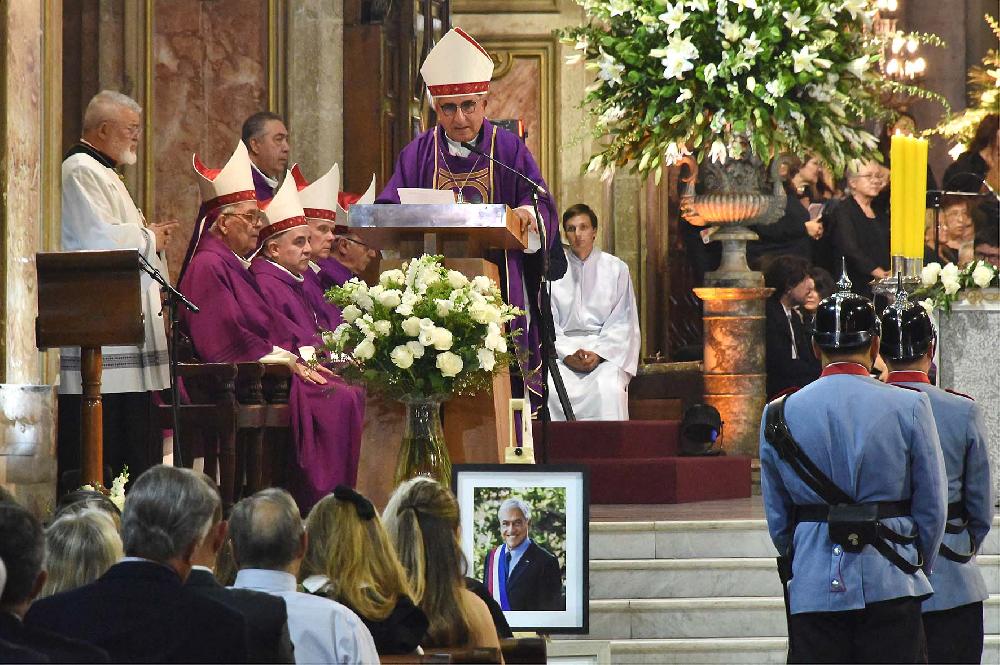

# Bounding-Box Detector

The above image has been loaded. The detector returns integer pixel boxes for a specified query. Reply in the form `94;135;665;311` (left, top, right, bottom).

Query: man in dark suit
0;502;109;662
763;255;821;399
482;498;563;611
25;465;249;663
186;475;294;663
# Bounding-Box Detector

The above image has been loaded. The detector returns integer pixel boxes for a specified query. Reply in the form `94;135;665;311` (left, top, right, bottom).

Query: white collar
191;565;215;574
268;259;305;283
443;132;472;158
301;574;331;594
251;162;279;189
309;261;321;274
233;568;298;592
232;251;251;269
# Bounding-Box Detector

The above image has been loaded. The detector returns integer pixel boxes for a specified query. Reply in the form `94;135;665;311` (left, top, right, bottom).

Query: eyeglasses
438;100;481;117
855;173;887;182
341;236;372;250
114;122;142;138
224;211;263;227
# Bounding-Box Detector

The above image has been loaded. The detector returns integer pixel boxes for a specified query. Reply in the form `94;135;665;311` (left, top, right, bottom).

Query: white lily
659;34;699;80
676;88;693;103
709;140;728;164
791;45;817;74
658;2;689;34
782;8;810;37
719;19;746;44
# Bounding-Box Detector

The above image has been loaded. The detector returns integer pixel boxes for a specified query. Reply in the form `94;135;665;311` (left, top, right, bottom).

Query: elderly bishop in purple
376;28;559;409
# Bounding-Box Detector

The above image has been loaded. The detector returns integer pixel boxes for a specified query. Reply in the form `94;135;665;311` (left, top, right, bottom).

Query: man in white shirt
229;488;379;665
548;204;640;420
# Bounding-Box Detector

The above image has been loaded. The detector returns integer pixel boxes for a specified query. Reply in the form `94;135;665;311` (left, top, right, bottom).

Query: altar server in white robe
548;204;640;420
57;90;178;490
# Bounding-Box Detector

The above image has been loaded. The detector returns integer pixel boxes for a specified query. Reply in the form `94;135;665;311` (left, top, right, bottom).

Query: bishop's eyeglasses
438;100;481;117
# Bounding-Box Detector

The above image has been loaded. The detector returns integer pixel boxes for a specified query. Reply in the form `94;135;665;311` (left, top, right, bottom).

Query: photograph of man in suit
482;498;564;612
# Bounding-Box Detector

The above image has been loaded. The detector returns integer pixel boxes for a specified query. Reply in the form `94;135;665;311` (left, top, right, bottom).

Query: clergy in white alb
548;204;640;421
57;90;178;488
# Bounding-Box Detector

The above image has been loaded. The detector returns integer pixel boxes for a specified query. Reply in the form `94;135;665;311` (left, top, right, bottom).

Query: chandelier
873;0;927;82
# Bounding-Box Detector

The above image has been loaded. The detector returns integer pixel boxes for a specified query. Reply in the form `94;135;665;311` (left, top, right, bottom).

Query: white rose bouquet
322;255;523;399
915;260;999;312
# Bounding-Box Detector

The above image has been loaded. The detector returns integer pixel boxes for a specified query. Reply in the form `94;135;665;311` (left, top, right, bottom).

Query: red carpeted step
569;456;752;505
533;420;682;459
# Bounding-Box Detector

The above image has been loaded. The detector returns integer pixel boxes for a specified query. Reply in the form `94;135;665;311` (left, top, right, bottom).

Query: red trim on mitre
428;81;490;97
454;27;489;58
193;153;220;180
290;163;309;191
820;362;870;378
887;371;931;385
303;207;336;221
202;190;256;217
258;216;307;245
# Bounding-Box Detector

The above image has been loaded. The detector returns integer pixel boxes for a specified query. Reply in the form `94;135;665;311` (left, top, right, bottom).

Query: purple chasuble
377;119;558;405
303;265;344;330
251;165;277;202
315;256;355;289
249;258;326;348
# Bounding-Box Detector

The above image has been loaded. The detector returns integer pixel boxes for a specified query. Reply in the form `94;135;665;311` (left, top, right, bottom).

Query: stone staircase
553;516;1000;664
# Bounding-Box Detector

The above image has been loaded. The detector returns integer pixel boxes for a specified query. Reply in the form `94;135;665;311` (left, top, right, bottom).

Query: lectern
36;250;145;485
349;203;526;507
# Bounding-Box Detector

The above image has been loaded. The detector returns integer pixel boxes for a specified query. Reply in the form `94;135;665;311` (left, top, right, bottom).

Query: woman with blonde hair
382;477;501;655
40;508;122;597
301;485;428;654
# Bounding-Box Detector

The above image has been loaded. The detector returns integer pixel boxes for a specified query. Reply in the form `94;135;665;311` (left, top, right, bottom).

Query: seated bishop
318;173;379;289
178;142;364;512
548;204;640;421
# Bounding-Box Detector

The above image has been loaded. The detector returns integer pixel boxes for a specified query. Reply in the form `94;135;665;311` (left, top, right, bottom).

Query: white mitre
258;173;307;246
420;27;494;100
291;162;340;222
193;141;256;217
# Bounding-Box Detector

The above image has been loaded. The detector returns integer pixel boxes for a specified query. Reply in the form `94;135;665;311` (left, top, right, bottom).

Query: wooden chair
500;638;546;664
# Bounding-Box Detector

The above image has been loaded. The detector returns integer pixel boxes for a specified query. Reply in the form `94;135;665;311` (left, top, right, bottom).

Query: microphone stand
461;142;576;467
137;252;199;468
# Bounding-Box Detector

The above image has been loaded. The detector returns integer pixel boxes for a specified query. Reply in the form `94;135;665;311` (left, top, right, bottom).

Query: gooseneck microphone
460;141;549;196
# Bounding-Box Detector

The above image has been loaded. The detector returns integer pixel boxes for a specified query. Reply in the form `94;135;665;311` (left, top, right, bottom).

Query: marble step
590;516;1000;560
590;555;1000;599
546;635;1000;665
584;595;1000;640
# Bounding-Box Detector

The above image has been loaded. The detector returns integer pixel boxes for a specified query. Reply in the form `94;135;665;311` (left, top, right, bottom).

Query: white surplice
59;149;170;394
547;248;640;420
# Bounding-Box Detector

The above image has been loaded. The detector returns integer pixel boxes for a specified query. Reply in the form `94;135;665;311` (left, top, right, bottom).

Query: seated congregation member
880;291;994;665
315;173;379;290
26;466;248;663
52;488;122;529
185;475;295;664
759;277;947;664
300;487;428;655
383;478;502;654
40;508;122;598
747;156;823;269
1;556;47;663
797;266;834;329
482;498;563;612
0;503;110;663
179;142;362;512
762;256;821;399
548;204;639;421
939;196;977;266
829;160;891;298
229;488;378;665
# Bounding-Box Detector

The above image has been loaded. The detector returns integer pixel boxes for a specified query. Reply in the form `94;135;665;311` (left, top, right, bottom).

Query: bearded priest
376;27;559;410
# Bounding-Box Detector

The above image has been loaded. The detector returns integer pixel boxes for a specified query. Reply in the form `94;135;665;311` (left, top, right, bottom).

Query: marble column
1;0;61;513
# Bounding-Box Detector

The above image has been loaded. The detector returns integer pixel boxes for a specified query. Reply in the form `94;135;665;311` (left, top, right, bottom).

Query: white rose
341;304;362;323
418;329;435;347
919;299;935;315
940;262;960;281
469;302;501;325
353;293;374;311
942;276;961;296
390;344;414;369
406;340;425;358
447;270;469;288
418;318;435;331
484;329;505;352
401;290;420;306
380;269;406;286
299;346;316;363
920;262;942;287
431;327;454;351
472;275;493;293
971;262;994;288
436;351;464;377
395;303;414;317
354;337;376;360
373;320;392;336
435;299;453;318
402;317;422;336
377;289;402;309
477;348;496;372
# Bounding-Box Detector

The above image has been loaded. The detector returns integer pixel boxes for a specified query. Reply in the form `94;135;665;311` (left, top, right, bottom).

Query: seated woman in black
301;487;428;655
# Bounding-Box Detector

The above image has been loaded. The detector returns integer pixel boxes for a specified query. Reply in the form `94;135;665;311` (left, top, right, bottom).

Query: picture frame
452;464;589;634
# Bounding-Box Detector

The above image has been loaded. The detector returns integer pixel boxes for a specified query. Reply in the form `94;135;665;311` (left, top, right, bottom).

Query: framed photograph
452;464;589;634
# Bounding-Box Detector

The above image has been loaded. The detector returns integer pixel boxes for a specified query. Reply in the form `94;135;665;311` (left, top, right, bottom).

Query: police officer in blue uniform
759;270;948;663
881;284;994;664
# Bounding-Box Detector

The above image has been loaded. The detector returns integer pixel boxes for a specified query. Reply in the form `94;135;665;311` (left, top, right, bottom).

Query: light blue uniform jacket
759;371;948;614
892;380;994;613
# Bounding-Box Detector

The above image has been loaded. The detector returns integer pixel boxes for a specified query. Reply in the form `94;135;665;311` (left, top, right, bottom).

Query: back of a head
229;488;302;571
54;489;122;530
121;465;219;563
383;478;468;647
879;288;936;364
42;508;123;598
812;270;881;355
0;502;45;609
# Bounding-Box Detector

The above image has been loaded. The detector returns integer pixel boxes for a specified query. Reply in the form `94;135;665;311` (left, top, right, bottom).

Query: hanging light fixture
874;1;928;83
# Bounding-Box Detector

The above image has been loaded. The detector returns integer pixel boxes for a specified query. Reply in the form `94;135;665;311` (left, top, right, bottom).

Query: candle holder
872;256;922;312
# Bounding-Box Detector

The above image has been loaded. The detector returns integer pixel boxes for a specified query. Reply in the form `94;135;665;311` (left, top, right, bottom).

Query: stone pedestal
692;288;772;457
935;296;1000;499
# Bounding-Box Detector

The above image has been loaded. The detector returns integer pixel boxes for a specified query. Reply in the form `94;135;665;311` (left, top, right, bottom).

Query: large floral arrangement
322;255;522;399
561;0;942;178
916;260;1000;313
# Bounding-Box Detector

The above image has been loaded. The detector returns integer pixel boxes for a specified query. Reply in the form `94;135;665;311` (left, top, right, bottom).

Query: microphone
939;171;1000;200
460;141;548;196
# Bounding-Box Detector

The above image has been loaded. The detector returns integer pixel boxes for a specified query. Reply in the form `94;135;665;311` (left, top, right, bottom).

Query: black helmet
812;262;881;350
880;277;935;362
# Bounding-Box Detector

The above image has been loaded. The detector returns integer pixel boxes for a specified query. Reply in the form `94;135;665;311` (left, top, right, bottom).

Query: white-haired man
482;498;563;612
57;90;180;493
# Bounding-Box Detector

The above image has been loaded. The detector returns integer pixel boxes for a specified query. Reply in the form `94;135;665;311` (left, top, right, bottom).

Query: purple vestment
250;258;326;348
303;263;343;330
179;234;364;511
314;256;354;289
377;119;558;403
251;164;276;202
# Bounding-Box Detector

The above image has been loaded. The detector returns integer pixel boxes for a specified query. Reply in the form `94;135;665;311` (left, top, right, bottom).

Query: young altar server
881;286;993;665
376;27;560;406
178;142;363;512
548;204;639;420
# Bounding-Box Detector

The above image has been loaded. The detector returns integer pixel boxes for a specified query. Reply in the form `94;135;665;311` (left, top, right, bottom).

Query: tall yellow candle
900;136;913;261
909;137;929;258
890;135;904;257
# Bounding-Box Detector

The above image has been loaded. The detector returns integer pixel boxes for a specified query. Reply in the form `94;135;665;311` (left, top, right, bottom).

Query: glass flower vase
394;395;451;487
